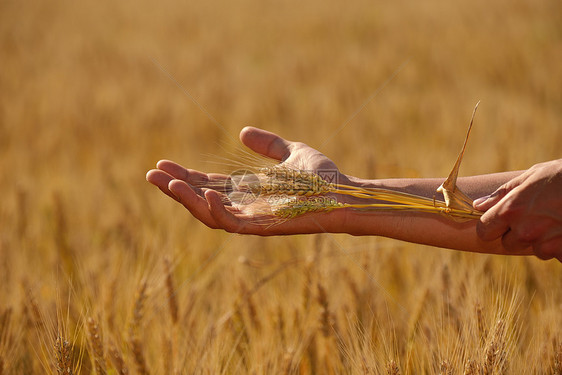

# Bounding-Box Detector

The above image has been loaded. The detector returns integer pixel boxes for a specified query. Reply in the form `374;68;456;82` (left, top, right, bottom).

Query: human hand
146;127;351;235
474;159;562;261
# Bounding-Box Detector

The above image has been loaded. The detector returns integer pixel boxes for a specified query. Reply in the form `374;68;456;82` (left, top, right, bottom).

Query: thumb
473;182;517;211
473;191;503;211
239;126;292;161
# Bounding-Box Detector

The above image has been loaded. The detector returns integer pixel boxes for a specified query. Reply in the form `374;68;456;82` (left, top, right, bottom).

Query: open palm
146;127;351;235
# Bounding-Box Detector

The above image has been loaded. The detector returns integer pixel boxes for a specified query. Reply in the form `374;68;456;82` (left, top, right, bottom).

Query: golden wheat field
1;0;561;373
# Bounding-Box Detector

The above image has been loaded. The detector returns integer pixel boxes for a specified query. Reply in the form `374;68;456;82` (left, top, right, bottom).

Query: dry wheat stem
211;160;482;224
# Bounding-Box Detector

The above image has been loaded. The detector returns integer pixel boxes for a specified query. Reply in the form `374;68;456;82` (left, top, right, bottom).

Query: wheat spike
22;281;43;329
0;308;13;375
163;257;179;325
129;279;148;336
482;319;506;375
108;341;129;375
476;303;488;346
86;317;106;375
463;359;478;375
238;279;261;331
130;336;150;375
54;336;73;375
386;360;400;375
161;333;174;375
272;196;343;219
129;279;150;375
257;166;335;196
439;360;453;375
316;282;333;338
553;338;561;375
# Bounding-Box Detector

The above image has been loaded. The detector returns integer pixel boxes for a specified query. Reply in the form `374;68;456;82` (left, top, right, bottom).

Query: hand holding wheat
146;127;353;235
147;125;542;256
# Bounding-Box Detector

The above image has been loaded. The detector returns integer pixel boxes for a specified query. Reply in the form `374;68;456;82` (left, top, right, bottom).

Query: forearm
346;171;523;201
338;171;532;254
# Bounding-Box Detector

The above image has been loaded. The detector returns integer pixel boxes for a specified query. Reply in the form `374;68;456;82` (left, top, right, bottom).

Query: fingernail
473;195;490;207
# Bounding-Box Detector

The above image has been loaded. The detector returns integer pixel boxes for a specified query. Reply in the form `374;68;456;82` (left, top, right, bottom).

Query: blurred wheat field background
1;0;561;373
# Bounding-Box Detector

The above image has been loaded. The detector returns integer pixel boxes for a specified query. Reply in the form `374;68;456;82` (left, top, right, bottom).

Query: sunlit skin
147;127;561;261
474;159;562;260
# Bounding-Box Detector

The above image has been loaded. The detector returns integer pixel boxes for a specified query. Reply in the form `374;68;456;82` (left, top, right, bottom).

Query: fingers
476;181;558;258
475;177;524;241
476;205;511;242
157;160;198;182
146;169;178;201
239;126;292;161
473;170;529;211
206;190;252;233
156;159;232;193
473;188;508;211
167;180;219;229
